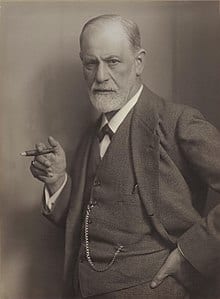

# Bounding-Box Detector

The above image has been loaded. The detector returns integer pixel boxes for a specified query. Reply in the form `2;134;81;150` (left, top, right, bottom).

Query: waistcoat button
89;199;97;208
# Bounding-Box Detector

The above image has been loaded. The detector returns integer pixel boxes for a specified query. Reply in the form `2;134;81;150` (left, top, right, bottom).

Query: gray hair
79;14;141;52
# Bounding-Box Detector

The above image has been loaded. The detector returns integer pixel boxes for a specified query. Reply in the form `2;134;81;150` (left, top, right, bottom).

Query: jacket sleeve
41;174;72;228
176;107;220;276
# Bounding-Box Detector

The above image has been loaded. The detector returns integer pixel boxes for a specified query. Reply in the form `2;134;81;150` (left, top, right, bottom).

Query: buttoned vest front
78;110;169;297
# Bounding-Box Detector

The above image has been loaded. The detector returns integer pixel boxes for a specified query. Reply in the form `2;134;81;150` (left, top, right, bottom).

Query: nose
95;62;109;83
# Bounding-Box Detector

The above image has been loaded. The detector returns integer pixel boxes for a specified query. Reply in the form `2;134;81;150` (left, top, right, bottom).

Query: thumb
48;136;62;152
150;265;168;289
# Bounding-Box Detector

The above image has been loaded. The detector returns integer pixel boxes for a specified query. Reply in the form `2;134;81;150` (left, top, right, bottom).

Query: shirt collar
100;84;143;133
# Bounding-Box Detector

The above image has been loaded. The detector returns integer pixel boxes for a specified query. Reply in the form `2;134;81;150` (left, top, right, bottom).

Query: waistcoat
78;110;169;297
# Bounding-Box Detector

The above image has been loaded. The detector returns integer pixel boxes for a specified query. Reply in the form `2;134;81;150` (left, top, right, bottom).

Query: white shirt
45;85;143;209
99;84;143;158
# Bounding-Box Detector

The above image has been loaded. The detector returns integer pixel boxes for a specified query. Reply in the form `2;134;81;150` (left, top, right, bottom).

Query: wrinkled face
80;22;144;113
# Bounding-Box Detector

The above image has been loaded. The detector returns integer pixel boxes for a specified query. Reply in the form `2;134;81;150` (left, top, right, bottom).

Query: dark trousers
73;277;189;299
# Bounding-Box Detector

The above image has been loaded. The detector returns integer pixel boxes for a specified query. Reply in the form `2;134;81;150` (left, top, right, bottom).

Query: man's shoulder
137;85;206;141
141;85;202;124
158;99;198;124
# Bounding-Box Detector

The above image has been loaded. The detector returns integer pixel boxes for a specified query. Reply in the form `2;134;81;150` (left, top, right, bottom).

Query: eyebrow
83;54;120;60
103;55;120;59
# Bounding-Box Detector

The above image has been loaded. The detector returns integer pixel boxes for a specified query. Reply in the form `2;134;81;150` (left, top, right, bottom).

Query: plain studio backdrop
0;1;220;299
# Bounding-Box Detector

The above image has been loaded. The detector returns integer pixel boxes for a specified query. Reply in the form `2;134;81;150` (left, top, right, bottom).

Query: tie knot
98;124;114;142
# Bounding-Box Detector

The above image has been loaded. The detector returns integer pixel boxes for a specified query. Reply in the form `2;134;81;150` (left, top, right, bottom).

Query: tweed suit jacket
43;85;220;296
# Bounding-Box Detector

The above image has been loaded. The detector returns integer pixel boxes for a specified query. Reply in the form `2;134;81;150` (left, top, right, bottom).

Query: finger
35;154;52;165
150;266;168;288
30;164;53;178
32;160;52;173
35;142;47;153
33;158;52;168
48;136;62;153
35;174;53;183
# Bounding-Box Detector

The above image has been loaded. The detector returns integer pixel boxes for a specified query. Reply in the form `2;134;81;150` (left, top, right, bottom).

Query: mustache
93;89;116;93
91;85;117;93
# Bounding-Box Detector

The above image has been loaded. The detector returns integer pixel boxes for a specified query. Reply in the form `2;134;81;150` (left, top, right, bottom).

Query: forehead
80;22;133;57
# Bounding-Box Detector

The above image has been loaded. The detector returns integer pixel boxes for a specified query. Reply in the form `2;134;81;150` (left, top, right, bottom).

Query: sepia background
0;1;220;298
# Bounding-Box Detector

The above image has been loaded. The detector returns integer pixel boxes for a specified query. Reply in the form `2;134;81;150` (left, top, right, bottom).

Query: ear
135;48;146;76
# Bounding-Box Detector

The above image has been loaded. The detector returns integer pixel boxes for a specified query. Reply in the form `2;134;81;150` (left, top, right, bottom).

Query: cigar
20;147;55;157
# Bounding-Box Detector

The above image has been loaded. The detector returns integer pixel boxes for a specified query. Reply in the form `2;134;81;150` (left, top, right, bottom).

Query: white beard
89;92;129;113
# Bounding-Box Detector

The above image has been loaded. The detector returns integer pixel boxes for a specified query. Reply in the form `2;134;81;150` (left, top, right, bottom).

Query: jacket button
93;178;101;186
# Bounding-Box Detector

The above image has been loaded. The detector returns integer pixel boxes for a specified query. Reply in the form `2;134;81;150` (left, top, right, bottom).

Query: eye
84;60;97;70
107;59;120;66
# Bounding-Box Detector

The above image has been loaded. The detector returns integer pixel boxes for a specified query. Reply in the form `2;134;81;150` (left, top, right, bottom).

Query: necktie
97;123;114;142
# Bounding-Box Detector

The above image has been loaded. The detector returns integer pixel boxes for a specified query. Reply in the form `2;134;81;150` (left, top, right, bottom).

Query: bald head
80;14;142;53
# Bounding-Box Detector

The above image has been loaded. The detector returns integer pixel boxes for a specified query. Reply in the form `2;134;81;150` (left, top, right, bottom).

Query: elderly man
30;15;220;299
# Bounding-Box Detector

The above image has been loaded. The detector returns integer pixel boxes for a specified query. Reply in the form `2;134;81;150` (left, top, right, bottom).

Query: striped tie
97;124;114;142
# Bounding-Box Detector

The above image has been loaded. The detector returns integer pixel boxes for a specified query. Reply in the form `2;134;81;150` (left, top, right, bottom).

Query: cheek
83;69;95;87
113;65;136;86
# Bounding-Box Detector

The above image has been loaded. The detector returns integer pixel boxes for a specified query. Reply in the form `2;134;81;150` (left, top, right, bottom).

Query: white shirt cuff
44;173;68;210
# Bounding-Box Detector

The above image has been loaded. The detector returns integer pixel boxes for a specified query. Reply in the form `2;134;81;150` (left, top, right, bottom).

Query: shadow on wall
1;202;65;299
2;57;97;299
30;56;97;150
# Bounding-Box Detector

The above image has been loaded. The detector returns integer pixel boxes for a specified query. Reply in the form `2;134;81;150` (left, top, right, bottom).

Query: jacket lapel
130;86;175;246
67;121;100;227
130;86;160;216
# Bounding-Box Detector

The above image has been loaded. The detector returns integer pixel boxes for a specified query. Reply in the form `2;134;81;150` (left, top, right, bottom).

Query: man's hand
150;248;190;289
30;136;67;195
